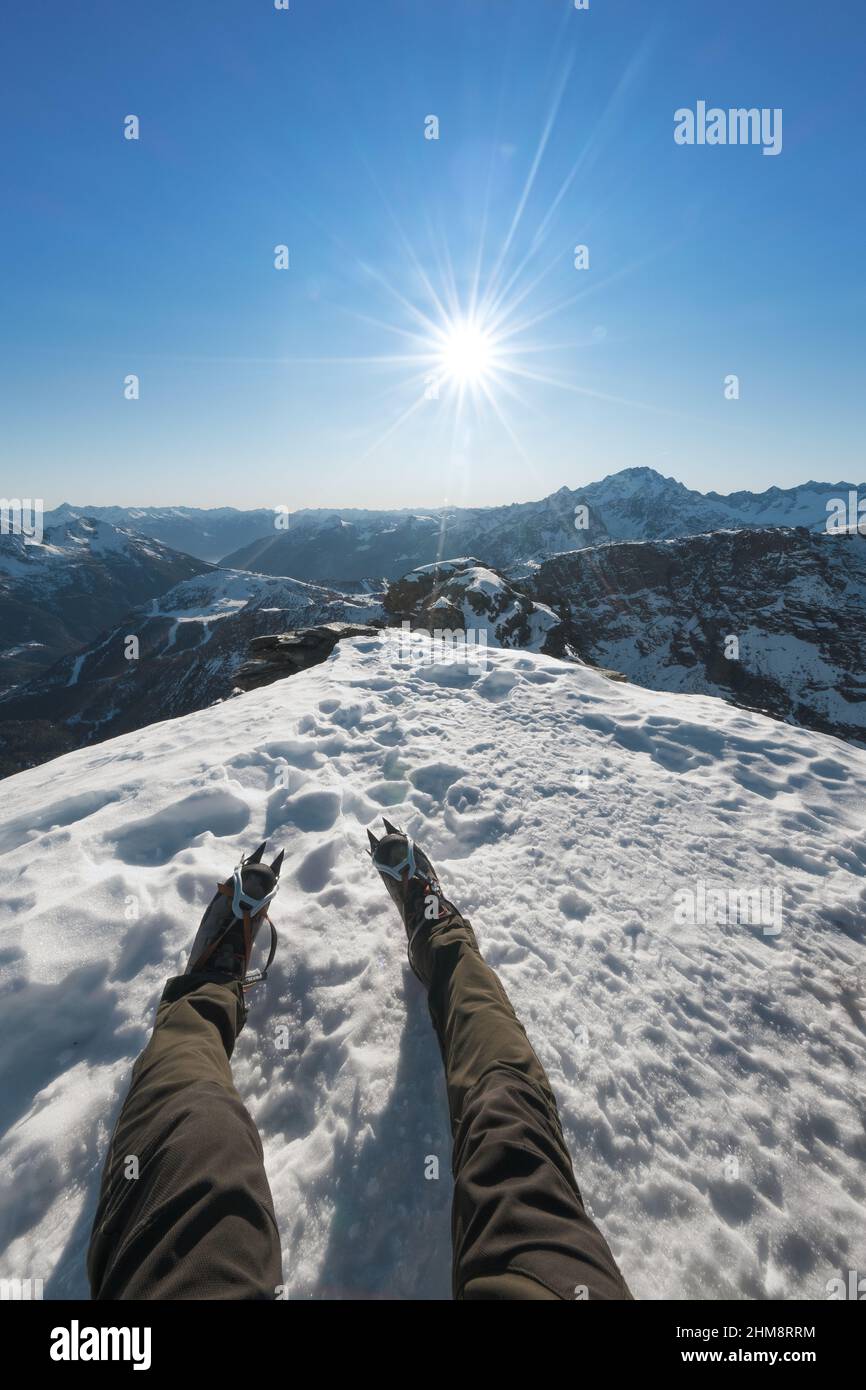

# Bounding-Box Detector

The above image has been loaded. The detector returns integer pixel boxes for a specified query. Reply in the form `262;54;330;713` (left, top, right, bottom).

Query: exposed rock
529;527;866;745
383;557;563;653
219;468;865;587
0;516;211;686
0;575;381;779
234;623;381;691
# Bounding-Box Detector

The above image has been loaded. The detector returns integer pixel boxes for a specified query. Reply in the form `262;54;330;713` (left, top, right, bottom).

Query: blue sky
2;0;864;510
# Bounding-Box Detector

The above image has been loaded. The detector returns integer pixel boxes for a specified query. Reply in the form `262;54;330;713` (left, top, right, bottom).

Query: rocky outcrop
0;575;381;779
529;527;866;745
220;468;865;587
0;517;212;688
383;557;563;653
233;623;381;691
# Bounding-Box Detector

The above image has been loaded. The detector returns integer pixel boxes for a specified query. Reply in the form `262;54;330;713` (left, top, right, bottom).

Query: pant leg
413;912;632;1301
88;975;283;1301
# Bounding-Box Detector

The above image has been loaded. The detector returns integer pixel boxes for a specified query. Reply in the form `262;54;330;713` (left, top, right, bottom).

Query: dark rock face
0;517;212;688
219;468;866;588
382;558;563;652
234;623;381;691
0;573;381;779
529;528;866;745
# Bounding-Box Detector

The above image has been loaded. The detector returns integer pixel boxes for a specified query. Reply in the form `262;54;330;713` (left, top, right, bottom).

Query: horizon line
39;467;866;518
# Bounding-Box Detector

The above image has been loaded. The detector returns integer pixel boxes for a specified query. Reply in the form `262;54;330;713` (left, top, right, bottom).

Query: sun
277;45;663;463
435;317;497;389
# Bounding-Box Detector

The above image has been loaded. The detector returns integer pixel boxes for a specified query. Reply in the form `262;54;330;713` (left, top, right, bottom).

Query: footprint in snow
408;762;465;799
809;757;849;782
476;669;520;701
365;780;412;806
558;890;592;922
0;788;126;857
274;788;342;833
294;837;341;894
109;788;250;866
257;739;325;770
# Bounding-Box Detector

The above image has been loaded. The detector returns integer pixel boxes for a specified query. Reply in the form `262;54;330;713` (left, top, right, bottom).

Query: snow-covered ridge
146;566;375;627
1;636;863;1299
49;469;866;581
0;516;169;579
0;517;210;688
0;565;383;776
530;527;866;746
385;557;561;654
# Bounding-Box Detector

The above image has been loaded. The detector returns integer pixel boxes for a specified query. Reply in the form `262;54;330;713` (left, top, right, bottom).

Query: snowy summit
1;633;863;1299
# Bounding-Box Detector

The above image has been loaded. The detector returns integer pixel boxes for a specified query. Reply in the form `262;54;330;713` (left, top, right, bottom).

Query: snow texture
0;635;864;1300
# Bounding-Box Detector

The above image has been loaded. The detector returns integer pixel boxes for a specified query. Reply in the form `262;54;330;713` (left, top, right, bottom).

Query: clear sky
2;0;864;511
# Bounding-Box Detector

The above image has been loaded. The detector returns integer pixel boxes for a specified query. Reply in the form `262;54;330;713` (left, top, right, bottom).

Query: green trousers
88;912;631;1301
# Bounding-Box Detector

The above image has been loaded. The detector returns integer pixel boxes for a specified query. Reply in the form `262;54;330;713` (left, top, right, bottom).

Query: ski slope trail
0;634;864;1299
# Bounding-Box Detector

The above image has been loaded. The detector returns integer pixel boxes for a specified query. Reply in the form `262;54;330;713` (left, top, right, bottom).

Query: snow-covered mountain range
0;517;211;688
43;505;277;565
531;528;866;746
4;521;865;778
47;469;865;586
0;569;381;778
1;634;863;1299
221;469;866;584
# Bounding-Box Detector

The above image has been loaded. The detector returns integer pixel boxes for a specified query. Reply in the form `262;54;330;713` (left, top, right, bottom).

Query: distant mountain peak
41;468;866;583
611;465;666;479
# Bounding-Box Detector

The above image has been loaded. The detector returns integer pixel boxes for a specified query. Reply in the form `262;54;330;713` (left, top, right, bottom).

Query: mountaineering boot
367;819;455;984
186;841;284;988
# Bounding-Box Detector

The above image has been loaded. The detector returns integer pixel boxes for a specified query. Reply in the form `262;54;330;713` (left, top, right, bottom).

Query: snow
403;557;479;582
141;567;382;648
0;517;186;591
1;635;864;1300
463;566;509;596
588;618;866;738
738;629;864;726
0;642;46;659
525;600;561;648
66;653;87;688
457;591;559;652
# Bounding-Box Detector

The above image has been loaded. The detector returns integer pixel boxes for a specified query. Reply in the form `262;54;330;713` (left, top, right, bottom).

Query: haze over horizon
40;461;866;521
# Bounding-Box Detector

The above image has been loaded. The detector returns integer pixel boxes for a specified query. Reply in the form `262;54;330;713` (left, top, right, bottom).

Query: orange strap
193;882;256;972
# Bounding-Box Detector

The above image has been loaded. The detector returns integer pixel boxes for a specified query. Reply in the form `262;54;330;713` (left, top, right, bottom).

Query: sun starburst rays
267;42;670;465
338;249;591;470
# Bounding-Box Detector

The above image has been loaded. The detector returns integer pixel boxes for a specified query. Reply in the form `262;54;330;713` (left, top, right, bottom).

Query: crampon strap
208;881;279;990
241;913;278;991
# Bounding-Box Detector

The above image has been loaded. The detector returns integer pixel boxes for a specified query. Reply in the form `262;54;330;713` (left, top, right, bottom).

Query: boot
185;841;283;988
367;819;455;984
